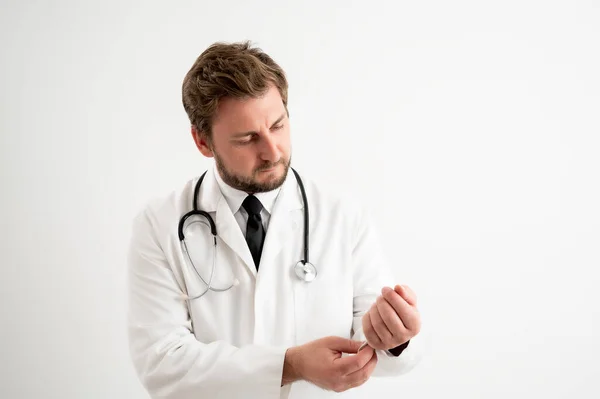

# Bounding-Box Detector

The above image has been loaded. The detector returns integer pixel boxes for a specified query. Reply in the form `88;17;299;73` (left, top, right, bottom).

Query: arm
127;209;287;399
349;206;425;377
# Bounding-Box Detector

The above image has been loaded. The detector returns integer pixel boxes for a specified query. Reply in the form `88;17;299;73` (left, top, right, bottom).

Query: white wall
2;0;599;397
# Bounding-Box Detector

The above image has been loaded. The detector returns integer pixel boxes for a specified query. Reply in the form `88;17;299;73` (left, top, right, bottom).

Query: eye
272;124;283;131
236;134;257;145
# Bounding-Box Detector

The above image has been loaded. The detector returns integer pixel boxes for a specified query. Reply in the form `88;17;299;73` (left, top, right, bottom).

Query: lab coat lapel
259;170;304;269
199;167;257;278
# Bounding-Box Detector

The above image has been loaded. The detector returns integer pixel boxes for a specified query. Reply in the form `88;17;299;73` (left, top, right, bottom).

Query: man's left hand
361;285;421;351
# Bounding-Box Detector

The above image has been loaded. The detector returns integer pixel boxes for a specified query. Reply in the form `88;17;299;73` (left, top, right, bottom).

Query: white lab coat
127;165;423;399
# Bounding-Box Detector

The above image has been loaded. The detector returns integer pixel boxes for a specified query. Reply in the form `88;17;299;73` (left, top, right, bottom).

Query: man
127;41;423;399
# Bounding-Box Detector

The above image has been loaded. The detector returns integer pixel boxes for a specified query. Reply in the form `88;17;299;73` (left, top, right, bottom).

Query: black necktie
242;195;266;270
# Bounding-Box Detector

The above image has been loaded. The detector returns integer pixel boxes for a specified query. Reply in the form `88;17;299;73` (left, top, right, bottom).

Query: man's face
193;84;291;193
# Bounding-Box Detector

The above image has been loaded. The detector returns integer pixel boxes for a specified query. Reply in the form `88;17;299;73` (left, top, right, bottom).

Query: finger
395;284;417;307
382;287;418;331
333;345;375;376
325;336;363;354
343;349;378;388
369;301;393;345
362;311;383;349
376;294;407;337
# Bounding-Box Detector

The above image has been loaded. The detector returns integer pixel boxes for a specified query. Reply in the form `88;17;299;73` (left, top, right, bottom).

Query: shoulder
291;169;369;226
129;177;198;237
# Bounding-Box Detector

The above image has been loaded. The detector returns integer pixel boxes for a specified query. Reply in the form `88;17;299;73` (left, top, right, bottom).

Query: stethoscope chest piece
295;261;317;282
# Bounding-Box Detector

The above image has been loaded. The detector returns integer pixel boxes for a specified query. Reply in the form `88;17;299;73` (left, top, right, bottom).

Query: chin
254;163;288;190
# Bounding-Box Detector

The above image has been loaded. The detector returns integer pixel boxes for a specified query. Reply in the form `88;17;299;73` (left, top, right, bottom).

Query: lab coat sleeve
349;205;425;377
126;208;287;399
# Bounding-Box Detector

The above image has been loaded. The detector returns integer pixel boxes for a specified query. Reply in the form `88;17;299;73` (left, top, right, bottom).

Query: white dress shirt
213;163;282;234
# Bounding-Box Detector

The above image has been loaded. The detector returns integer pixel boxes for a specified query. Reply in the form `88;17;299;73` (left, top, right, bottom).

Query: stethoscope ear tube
178;209;217;241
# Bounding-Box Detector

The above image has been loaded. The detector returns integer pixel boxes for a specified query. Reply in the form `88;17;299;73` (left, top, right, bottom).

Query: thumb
325;336;363;354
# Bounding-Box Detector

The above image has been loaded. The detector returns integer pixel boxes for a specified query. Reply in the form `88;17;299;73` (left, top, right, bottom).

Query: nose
259;133;280;163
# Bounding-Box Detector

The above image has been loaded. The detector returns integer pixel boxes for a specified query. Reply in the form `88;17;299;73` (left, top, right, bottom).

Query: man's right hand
282;336;378;392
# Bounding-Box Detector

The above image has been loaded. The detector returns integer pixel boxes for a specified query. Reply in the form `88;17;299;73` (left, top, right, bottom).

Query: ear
191;126;214;158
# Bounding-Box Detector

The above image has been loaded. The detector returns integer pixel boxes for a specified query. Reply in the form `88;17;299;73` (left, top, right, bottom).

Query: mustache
255;159;286;172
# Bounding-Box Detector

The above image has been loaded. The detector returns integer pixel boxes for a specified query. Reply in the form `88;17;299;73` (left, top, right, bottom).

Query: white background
1;0;599;398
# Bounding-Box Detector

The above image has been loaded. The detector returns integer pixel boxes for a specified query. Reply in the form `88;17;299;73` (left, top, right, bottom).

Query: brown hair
182;41;289;141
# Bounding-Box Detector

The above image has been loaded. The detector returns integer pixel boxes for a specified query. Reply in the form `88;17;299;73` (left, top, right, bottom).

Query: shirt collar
213;162;281;215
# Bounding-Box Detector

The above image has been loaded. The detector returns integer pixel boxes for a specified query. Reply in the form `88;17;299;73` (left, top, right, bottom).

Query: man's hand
282;336;378;392
362;284;421;351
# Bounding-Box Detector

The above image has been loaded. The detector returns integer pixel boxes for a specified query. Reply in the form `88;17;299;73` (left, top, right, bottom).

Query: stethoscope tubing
178;167;313;299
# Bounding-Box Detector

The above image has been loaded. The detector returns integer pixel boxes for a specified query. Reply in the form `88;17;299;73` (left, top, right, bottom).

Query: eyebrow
231;113;287;138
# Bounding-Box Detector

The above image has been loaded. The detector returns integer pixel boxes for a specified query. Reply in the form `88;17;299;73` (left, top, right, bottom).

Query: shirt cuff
387;340;410;357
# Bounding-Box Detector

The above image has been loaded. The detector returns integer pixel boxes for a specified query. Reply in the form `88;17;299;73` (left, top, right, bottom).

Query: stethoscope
178;167;317;300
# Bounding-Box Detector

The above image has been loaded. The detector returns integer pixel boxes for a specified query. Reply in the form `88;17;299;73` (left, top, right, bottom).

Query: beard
214;152;291;194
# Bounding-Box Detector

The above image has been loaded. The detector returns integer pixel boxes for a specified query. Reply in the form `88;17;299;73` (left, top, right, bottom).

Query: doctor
127;41;423;399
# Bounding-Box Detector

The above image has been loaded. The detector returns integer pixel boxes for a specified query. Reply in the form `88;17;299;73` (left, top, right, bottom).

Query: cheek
278;131;291;152
229;150;257;171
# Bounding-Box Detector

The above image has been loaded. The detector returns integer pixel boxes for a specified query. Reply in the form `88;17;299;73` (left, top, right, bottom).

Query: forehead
212;85;285;134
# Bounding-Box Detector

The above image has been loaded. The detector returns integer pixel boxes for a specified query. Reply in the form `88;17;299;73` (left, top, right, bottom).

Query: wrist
282;346;302;386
